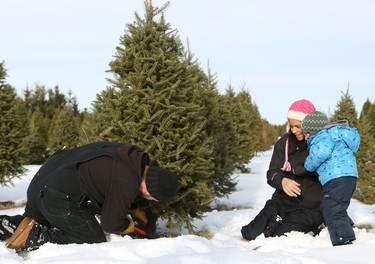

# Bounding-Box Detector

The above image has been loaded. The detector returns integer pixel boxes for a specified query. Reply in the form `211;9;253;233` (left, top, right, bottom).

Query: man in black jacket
1;142;179;251
241;99;323;241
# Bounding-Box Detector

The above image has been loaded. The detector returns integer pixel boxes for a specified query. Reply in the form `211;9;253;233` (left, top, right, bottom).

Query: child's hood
326;121;360;153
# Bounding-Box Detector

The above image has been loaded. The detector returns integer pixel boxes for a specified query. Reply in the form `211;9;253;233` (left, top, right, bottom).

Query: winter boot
6;217;35;252
0;215;24;241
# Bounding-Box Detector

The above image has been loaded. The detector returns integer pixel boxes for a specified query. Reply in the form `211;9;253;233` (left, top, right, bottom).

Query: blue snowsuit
304;121;360;246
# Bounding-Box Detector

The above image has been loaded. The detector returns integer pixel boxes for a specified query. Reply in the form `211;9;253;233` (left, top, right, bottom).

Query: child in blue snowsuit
301;111;360;246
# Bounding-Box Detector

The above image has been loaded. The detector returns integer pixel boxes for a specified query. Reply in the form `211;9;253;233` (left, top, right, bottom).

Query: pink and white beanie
282;99;316;172
287;99;316;121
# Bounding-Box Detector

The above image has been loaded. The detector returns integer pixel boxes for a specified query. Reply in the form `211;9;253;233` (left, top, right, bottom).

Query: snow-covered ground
1;148;375;263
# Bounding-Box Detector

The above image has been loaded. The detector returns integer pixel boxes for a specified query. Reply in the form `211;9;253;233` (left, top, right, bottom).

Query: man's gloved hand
130;208;148;225
119;215;135;236
292;165;307;176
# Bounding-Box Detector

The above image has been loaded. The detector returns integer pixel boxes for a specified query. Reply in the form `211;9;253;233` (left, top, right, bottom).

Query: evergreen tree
222;86;260;172
236;88;263;153
81;88;119;143
46;86;68;118
79;108;96;144
221;87;240;166
22;107;50;164
0;61;26;186
258;119;277;152
330;87;358;127
361;100;375;138
200;65;237;197
24;85;48;113
86;0;215;235
354;113;375;204
21;85;81;163
48;106;80;153
359;99;372;121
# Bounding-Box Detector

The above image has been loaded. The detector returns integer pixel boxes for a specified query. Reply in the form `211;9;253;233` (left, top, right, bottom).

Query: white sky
1;0;374;125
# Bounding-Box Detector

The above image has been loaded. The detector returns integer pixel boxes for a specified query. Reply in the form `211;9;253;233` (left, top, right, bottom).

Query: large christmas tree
85;0;218;235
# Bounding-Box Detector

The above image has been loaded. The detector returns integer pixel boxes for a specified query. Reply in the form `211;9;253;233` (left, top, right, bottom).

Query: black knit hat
301;111;329;135
146;166;179;202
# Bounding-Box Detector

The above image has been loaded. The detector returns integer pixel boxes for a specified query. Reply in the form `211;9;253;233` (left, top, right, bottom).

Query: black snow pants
22;150;107;251
241;199;323;241
322;176;356;246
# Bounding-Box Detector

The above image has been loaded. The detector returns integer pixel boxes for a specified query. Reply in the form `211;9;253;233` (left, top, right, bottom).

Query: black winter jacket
26;142;147;234
267;133;322;210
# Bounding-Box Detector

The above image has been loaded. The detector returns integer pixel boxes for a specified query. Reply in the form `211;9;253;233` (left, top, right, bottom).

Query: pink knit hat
287;99;316;121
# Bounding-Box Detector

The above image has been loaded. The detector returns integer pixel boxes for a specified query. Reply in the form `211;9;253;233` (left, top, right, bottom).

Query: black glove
292;165;307;176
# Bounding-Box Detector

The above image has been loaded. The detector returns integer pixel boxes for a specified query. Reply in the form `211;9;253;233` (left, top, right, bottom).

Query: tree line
1;0;374;234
